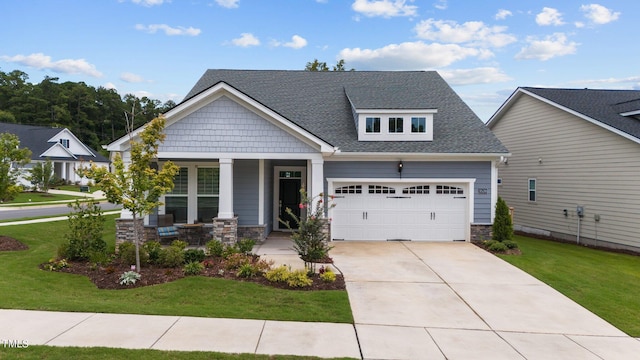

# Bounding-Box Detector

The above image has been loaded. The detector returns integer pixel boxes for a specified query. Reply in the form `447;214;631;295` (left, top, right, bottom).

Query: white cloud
569;76;640;87
434;0;447;10
272;35;308;49
351;0;417;18
414;19;516;48
0;53;103;77
120;72;146;83
439;67;512;85
581;4;620;25
495;9;512;20
231;33;260;47
215;0;239;8
103;82;117;90
536;7;564;26
515;33;578;61
135;24;201;36
129;0;167;6
339;41;492;70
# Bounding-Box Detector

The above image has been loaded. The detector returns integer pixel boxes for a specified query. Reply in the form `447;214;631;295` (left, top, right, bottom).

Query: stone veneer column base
470;224;492;242
115;218;145;250
213;217;238;245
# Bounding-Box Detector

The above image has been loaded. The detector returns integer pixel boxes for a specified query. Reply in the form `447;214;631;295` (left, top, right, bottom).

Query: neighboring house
108;70;508;243
0;122;109;187
487;87;640;252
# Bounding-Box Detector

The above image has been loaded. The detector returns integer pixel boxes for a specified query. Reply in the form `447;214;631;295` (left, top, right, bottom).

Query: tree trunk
133;213;141;272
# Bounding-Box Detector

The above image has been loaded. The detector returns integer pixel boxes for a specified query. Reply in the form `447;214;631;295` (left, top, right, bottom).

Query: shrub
158;246;184;268
119;271;141;286
143;241;163;265
237;238;256;254
224;253;252;270
118;242;148;266
236;263;258;278
319;268;336;283
202;259;216;269
493;196;513;242
265;265;291;283
43;258;69;271
183;261;204;276
63;200;106;260
221;243;240;259
503;240;519;249
206;239;224;257
286;269;313;288
183;249;206;264
485;240;508;253
171;240;188;250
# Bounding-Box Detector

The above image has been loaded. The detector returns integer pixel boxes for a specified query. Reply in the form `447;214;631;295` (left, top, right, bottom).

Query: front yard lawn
4;191;84;204
0;215;353;324
498;235;640;337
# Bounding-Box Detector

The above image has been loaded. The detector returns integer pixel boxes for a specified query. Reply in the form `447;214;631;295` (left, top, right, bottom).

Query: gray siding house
488;87;640;252
108;70;508;242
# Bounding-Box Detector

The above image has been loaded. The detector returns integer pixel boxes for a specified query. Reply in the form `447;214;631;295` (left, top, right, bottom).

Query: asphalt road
0;202;122;221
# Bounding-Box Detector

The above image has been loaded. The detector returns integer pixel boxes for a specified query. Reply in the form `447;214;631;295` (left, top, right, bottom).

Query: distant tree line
0;69;176;154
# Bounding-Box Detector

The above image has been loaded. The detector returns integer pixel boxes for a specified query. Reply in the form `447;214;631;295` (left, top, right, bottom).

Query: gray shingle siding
233;159;259;225
182;70;508;155
161;96;317;154
324;161;492;223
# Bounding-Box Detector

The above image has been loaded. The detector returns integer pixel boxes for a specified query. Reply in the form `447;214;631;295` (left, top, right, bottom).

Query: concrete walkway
2;238;640;359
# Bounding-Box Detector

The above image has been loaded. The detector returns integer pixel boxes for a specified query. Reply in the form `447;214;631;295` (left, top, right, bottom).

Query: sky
0;0;636;121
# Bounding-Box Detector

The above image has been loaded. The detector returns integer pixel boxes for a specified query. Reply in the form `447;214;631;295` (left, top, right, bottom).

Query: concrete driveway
330;241;640;360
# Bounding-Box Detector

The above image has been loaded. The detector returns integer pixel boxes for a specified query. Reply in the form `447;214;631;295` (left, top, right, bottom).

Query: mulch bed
472;240;522;255
0;236;28;251
44;256;345;291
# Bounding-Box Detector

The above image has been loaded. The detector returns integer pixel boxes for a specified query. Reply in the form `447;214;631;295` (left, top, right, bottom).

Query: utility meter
576;206;584;218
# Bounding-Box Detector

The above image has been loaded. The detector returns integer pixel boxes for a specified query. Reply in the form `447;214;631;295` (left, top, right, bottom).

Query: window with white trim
411;117;426;133
197;167;219;222
60;139;70;148
528;178;536;202
165;167;188;223
388;117;403;133
365;117;380;133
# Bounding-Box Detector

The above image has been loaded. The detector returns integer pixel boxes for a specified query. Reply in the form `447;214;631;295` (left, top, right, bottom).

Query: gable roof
180;70;507;155
488;87;640;144
0;122;109;162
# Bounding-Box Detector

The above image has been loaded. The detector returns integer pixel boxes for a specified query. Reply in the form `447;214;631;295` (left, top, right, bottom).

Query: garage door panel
331;182;468;242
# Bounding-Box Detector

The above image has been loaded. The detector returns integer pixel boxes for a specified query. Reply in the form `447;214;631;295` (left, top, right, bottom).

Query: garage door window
436;185;463;194
335;185;362;194
403;185;430;194
368;185;395;194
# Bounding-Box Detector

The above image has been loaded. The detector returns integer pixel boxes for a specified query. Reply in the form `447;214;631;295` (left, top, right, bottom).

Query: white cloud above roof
414;19;516;48
272;35;308;49
120;72;146;83
515;33;578;61
0;53;102;77
536;7;564;26
135;24;201;36
351;0;417;18
495;9;512;20
231;33;260;47
339;41;492;69
440;67;512;85
581;4;620;25
129;0;167;6
215;0;239;8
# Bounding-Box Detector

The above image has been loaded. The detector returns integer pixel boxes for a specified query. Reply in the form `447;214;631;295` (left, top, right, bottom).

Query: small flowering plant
279;188;335;273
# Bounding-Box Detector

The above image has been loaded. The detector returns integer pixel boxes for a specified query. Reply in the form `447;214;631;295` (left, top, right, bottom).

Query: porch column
217;158;234;219
310;158;324;210
61;162;67;182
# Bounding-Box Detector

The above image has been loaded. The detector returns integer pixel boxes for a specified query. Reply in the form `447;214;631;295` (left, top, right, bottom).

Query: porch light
398;161;403;173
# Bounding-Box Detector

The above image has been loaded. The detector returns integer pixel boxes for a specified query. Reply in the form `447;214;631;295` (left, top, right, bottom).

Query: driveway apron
331;241;640;360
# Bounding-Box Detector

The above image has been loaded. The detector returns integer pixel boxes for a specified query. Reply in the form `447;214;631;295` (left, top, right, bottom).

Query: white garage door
331;183;468;241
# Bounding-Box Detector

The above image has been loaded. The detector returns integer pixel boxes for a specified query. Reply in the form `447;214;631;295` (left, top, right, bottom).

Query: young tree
27;158;53;192
0;133;32;201
79;116;179;272
493;196;514;242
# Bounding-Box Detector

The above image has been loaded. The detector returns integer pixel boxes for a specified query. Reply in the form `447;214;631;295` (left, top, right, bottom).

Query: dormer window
389;117;403;133
365;117;380;133
356;109;436;141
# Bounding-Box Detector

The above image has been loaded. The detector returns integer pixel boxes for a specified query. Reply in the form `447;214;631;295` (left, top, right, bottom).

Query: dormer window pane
366;117;380;133
411;117;426;133
389;117;403;133
60;139;70;148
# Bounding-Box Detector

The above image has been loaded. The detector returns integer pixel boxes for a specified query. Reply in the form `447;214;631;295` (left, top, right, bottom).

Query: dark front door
279;178;301;229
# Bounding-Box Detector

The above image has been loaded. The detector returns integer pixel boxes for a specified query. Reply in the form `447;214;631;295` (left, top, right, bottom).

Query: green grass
4;191;85;204
498;235;640;337
0;215;353;324
0;345;356;360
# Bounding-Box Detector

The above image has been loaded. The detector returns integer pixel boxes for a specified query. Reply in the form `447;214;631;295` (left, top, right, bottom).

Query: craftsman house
108;70;509;243
0;122;109;187
488;87;640;252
